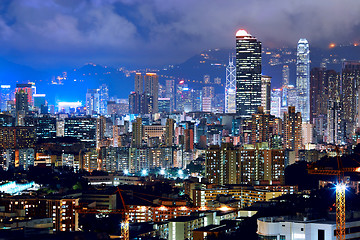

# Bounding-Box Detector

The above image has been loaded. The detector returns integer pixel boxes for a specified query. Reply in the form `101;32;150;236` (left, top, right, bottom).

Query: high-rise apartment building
283;107;302;159
0;85;11;111
0;126;36;149
132;117;142;148
191;90;202;112
251;107;272;144
327;100;343;145
86;89;100;115
165;118;175;147
205;143;285;186
342;61;360;138
310;67;328;122
144;73;159;113
15;90;28;113
225;57;236;113
261;75;271;114
327;70;340;102
296;39;310;122
270;89;282;118
131;73;159;114
165;79;175;112
99;84;109;115
202;86;214;112
235;29;262;117
287;85;297;108
15;89;28;126
135;73;143;94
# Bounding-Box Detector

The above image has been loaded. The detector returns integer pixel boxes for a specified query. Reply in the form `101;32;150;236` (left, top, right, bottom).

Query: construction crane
116;187;129;240
308;147;360;240
76;187;129;240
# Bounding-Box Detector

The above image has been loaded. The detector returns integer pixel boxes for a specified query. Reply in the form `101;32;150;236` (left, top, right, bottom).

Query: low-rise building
257;216;360;240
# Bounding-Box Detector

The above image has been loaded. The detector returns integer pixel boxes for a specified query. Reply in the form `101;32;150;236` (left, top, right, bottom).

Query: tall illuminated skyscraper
15;83;35;107
165;79;175;112
282;65;289;107
342;61;360;138
261;75;271;114
270;88;282;118
99;84;109;115
235;29;262;117
144;73;159;113
0;85;11;111
225;57;236;113
296;39;310;122
86;89;100;115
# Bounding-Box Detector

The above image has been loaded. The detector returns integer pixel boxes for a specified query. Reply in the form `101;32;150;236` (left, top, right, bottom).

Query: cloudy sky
0;0;359;69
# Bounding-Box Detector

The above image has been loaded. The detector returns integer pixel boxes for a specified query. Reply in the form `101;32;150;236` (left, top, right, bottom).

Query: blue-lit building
0;85;11;111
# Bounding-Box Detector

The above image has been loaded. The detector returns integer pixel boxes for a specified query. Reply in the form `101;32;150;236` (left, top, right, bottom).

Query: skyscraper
296;39;310;122
165;79;175;112
283;106;302;159
270;89;282;118
282;65;289;107
342;61;360;138
225;57;236;113
15;83;35;107
261;75;271;114
0;85;11;111
310;67;328;122
132;73;159;114
86;89;100;115
99;84;109;115
235;29;262;117
135;73;143;94
132;117;143;148
327;100;342;145
144;73;159;113
202;86;214;112
15;89;28;126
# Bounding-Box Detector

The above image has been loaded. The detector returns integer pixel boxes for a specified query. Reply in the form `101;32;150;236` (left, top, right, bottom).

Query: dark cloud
0;0;358;69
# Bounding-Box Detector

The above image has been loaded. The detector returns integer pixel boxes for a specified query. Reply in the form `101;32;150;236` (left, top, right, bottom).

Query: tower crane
116;187;129;240
308;147;360;240
76;187;129;240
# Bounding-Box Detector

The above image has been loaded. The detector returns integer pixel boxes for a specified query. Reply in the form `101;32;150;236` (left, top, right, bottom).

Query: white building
270;89;282;118
169;212;215;240
302;122;313;145
296;38;310;122
225;57;236;113
257;216;360;240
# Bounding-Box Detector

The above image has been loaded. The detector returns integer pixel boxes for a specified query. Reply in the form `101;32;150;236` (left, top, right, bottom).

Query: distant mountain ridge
0;44;359;104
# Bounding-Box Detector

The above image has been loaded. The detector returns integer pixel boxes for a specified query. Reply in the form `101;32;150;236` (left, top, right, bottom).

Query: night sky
0;0;359;69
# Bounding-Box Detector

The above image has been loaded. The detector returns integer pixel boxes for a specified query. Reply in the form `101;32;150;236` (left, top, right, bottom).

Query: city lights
336;183;347;192
141;169;148;176
0;2;358;239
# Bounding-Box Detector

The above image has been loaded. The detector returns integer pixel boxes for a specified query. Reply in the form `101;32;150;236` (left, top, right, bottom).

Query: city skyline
1;2;360;240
